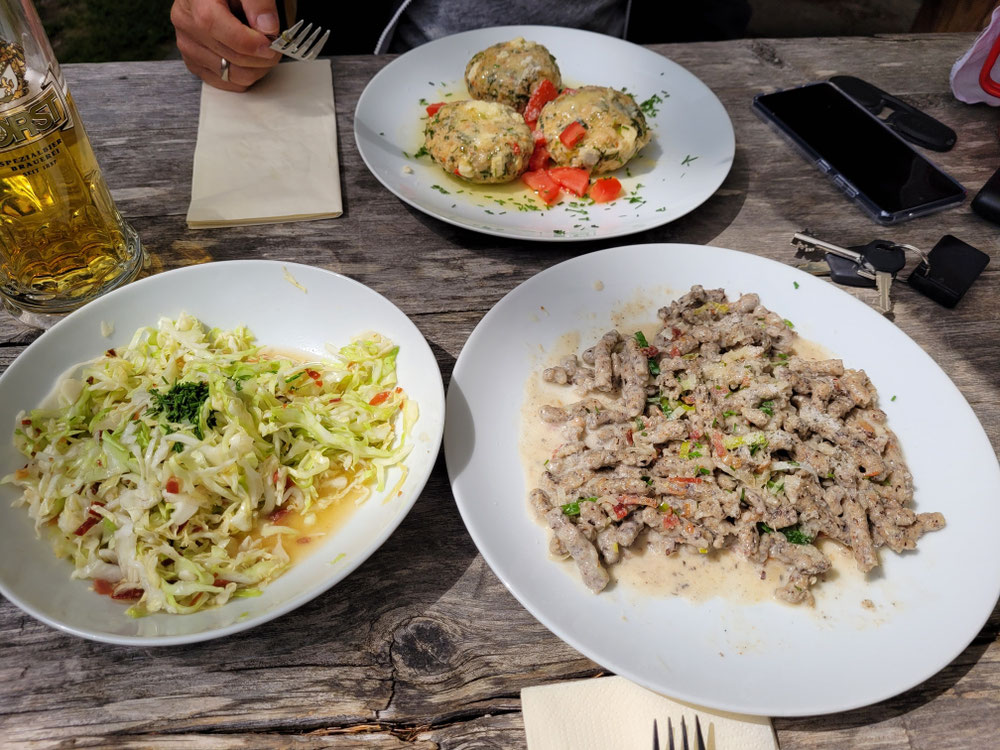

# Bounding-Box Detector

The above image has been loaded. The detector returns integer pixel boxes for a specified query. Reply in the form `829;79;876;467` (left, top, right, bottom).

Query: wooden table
2;33;998;749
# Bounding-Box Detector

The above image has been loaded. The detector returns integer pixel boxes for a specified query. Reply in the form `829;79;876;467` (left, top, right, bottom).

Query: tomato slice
589;176;622;203
528;141;551;171
425;102;445;116
522;169;562;204
523;78;558;128
547;167;590;197
559;121;587;148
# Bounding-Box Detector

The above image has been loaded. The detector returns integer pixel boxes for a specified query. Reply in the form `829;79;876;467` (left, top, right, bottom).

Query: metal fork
269;20;330;61
655;715;707;750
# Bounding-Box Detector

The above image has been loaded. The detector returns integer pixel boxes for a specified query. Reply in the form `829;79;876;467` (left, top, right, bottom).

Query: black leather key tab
830;75;957;152
907;234;989;308
971;165;1000;226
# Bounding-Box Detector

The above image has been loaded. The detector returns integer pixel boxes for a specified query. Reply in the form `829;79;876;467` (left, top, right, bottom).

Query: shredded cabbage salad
1;314;416;616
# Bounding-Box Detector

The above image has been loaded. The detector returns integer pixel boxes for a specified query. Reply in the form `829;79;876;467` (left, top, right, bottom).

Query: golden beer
0;1;143;321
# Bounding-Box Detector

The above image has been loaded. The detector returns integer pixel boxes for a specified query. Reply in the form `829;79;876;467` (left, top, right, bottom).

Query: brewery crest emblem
0;40;28;104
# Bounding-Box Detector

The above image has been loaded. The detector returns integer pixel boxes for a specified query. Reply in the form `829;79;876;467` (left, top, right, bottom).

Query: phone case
752;83;965;225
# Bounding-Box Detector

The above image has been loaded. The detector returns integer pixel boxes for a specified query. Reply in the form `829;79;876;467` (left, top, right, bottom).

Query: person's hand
171;0;282;91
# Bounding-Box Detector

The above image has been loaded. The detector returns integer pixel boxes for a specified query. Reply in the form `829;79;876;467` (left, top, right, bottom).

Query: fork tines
664;715;707;750
270;19;330;61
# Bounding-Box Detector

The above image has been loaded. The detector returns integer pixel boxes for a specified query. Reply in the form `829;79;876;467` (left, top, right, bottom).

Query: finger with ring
220;57;231;82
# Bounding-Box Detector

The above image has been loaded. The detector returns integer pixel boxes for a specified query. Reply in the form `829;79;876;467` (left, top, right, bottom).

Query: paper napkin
186;60;343;228
521;676;778;750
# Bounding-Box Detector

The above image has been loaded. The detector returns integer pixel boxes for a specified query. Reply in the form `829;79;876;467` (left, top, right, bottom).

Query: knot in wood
750;40;783;67
391;617;458;676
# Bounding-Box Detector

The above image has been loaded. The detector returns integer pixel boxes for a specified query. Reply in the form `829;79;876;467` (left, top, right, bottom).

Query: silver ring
220;57;230;82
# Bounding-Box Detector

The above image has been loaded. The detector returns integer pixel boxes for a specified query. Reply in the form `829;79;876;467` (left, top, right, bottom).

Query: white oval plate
444;243;1000;716
354;25;735;241
0;261;445;645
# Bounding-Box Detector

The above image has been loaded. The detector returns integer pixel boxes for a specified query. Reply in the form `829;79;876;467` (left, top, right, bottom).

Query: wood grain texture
1;34;999;749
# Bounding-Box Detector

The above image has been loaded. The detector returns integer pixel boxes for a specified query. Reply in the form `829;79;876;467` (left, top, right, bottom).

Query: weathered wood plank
1;34;999;750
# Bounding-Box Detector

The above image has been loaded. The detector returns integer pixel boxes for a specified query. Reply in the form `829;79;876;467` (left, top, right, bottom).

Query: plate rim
0;260;446;646
353;24;736;242
444;241;1000;715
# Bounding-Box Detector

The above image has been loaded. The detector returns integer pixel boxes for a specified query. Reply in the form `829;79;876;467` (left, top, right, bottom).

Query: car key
858;240;907;314
791;231;868;268
792;231;884;286
791;232;908;314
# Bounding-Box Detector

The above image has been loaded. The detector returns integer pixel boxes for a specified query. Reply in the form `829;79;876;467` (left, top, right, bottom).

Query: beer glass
0;0;144;324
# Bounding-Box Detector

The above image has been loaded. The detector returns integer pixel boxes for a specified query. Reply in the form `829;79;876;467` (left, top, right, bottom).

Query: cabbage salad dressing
245;347;371;565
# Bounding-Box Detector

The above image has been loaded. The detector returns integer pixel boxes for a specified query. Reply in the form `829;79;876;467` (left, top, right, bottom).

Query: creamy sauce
519;315;860;607
613;534;784;603
791;337;835;362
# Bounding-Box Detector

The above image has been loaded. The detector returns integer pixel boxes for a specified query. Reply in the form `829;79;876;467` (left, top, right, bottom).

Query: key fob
826;252;875;288
971;165;1000;226
906;234;989;308
863;241;907;275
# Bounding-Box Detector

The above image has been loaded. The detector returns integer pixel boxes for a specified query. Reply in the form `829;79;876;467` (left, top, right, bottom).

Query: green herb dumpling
538;86;651;174
465;37;561;113
424;100;534;184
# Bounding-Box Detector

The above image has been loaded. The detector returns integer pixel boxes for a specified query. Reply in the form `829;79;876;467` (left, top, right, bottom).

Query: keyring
220;57;230;82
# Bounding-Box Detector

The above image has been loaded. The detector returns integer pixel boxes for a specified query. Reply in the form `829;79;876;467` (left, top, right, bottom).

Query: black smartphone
753;82;965;224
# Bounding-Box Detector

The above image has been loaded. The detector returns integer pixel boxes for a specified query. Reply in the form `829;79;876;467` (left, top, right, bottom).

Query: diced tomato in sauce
523;79;558;128
425;102;445;116
547;167;590;197
588;176;622;203
712;432;727;457
528;141;551;171
559;121;587;148
522;169;562;204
